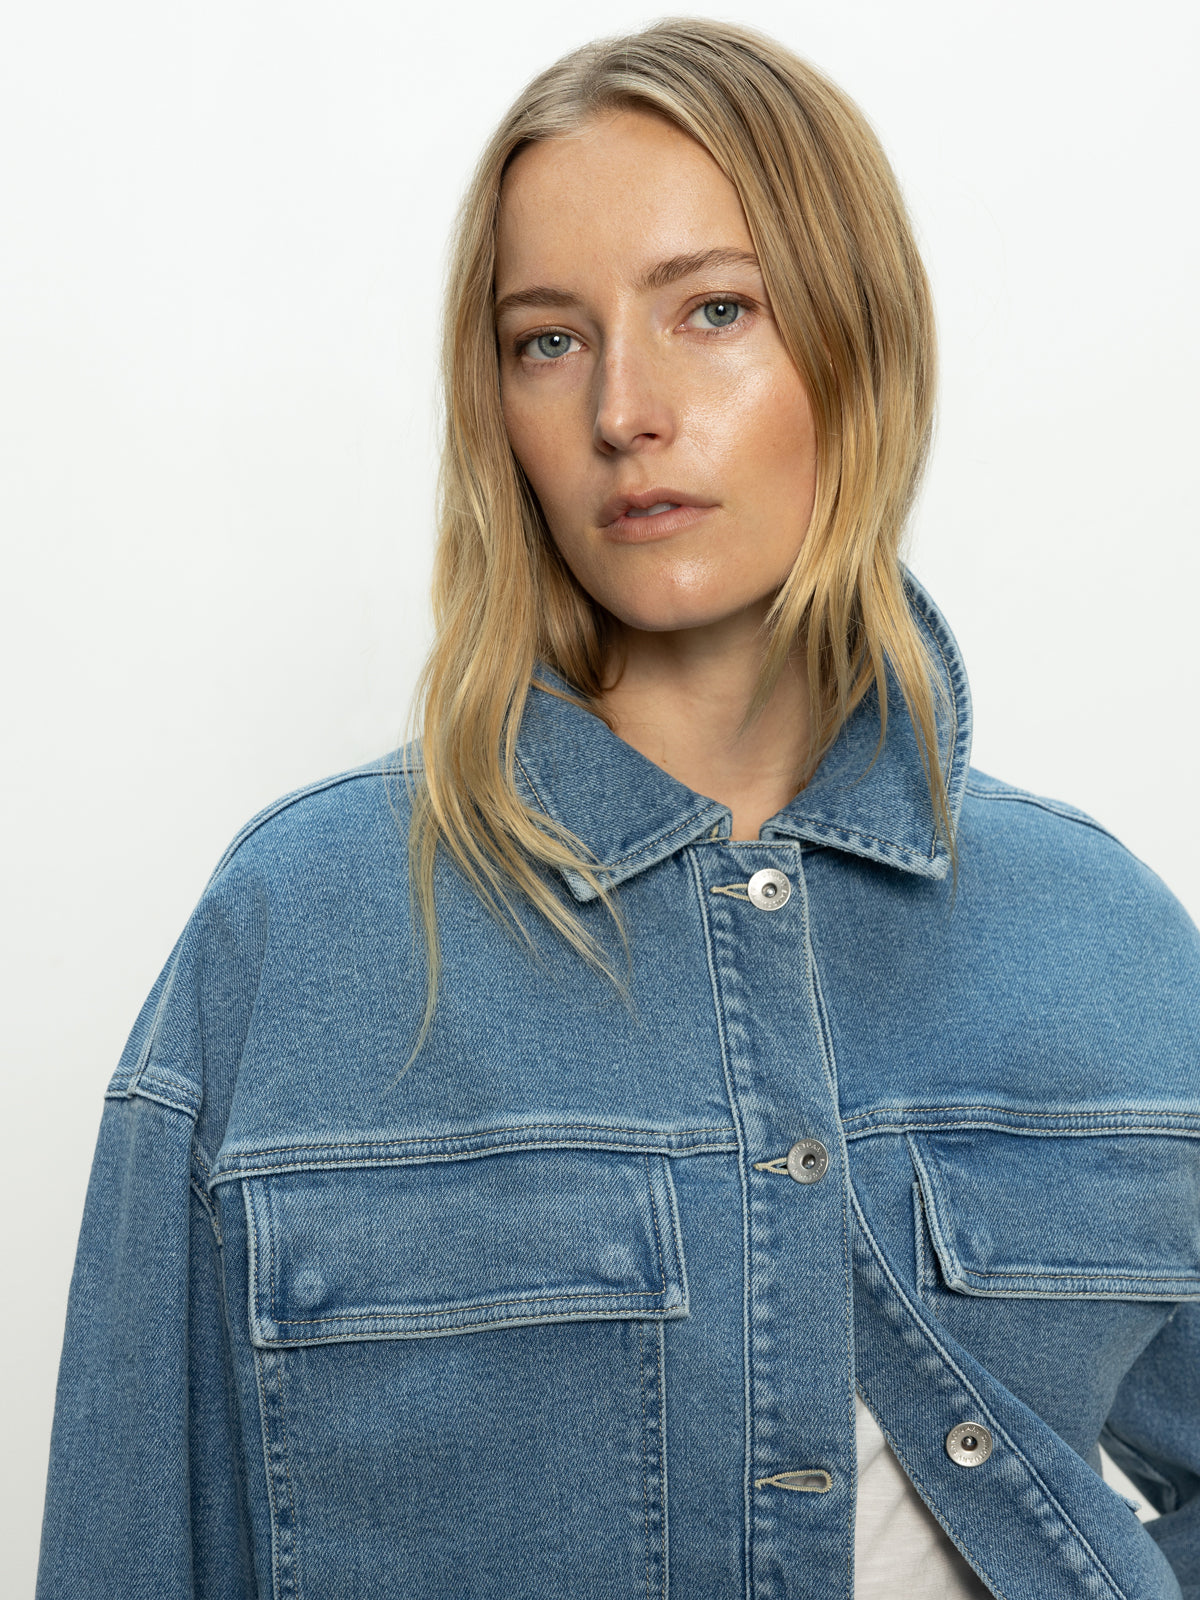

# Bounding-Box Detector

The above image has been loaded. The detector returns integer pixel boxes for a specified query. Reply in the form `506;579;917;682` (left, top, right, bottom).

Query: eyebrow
493;247;762;321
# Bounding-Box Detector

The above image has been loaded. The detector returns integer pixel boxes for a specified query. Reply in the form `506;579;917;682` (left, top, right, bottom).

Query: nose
592;336;676;456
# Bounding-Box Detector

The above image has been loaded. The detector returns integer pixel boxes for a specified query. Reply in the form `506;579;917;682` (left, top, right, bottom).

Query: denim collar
514;572;972;902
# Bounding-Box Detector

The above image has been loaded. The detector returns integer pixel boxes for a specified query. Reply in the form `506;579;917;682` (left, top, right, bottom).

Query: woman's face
495;107;818;638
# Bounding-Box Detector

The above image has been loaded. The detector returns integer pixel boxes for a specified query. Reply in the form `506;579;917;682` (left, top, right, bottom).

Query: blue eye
696;300;742;328
524;331;578;361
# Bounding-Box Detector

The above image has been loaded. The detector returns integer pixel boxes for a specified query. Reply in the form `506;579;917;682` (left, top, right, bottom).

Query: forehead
494;108;753;292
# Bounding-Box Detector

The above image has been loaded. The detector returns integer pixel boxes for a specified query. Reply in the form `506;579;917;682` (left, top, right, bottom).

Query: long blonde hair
405;16;944;1037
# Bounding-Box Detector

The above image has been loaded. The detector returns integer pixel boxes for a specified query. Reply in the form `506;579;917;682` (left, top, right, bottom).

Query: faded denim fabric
38;577;1200;1600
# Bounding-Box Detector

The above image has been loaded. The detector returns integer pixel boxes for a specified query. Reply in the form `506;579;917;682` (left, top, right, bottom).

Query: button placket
692;843;853;1592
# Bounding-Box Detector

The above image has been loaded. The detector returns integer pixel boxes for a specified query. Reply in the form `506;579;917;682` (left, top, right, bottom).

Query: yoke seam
214;1123;734;1155
210;1138;737;1187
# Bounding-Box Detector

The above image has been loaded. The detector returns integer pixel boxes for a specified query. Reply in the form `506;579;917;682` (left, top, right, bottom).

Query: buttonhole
753;1469;832;1493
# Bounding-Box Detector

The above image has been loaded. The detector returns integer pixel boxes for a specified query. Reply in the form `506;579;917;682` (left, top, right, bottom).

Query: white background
3;0;1195;1588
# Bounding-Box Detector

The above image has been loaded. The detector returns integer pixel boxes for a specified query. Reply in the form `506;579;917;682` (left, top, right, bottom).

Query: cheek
500;390;540;483
748;370;816;476
748;377;818;539
695;372;817;561
502;385;581;527
691;351;814;465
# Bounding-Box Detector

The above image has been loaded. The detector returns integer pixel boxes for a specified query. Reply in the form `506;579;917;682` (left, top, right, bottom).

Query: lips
598;487;716;527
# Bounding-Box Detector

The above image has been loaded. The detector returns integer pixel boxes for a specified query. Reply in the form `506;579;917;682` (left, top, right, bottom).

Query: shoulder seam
963;782;1128;850
105;1081;200;1121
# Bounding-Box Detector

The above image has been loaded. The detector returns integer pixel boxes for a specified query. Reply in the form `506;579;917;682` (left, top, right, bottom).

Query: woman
37;18;1200;1600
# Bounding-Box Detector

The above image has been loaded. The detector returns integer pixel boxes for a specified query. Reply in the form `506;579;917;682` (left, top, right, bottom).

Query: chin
601;592;751;635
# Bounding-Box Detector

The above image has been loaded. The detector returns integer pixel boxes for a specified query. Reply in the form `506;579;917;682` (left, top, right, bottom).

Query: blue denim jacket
38;578;1200;1600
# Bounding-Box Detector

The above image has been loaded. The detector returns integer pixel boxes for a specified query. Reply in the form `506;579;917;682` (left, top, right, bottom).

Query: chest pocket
909;1129;1200;1300
242;1144;688;1346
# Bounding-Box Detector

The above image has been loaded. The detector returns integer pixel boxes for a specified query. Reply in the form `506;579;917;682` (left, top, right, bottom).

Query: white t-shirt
854;1395;992;1597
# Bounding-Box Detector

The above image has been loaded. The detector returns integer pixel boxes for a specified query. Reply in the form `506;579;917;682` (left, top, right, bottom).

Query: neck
597;606;811;841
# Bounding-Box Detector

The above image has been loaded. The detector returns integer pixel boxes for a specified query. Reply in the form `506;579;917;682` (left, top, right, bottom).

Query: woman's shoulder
958;764;1198;947
962;766;1127;842
104;746;426;1115
201;744;424;893
939;769;1200;1114
146;743;425;1026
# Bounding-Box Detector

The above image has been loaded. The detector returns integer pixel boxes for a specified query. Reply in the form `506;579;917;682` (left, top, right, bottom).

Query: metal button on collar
946;1423;993;1467
747;868;791;911
786;1139;829;1184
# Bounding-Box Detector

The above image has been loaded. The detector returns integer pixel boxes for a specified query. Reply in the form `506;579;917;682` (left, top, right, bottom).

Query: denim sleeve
37;865;266;1599
1101;1302;1200;1598
36;1097;255;1599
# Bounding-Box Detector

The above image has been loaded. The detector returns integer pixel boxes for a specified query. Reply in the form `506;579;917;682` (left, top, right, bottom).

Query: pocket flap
910;1130;1200;1299
243;1147;688;1345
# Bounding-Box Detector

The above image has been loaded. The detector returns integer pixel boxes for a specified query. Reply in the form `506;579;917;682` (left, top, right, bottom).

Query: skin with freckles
495;108;819;838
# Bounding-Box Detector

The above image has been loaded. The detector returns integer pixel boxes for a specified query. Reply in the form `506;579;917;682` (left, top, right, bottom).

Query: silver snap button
945;1423;993;1467
786;1139;829;1184
747;868;791;911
